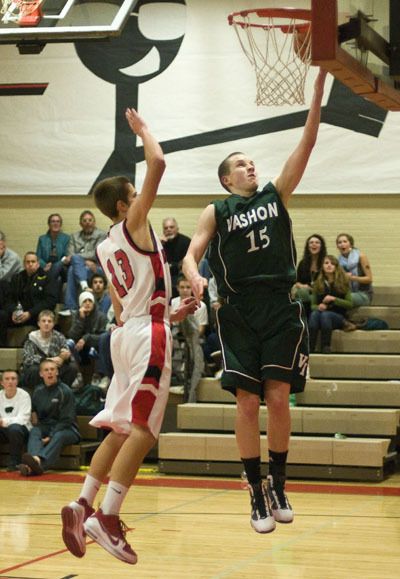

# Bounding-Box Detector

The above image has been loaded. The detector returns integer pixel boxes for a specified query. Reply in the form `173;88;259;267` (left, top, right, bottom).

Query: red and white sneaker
84;509;137;565
61;497;95;558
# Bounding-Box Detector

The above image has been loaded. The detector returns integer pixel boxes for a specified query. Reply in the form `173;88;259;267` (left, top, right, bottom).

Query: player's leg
264;379;293;523
236;388;276;534
83;424;156;564
61;430;127;557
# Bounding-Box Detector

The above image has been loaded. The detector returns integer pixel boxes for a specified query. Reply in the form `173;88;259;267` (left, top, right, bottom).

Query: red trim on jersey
131;390;157;427
122;220;159;255
149;251;166;320
131;319;167;427
142;376;160;389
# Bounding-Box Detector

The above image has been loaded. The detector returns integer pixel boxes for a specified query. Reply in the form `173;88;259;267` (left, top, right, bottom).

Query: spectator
61;210;106;313
67;291;107;369
21;310;78;392
293;233;327;317
0;231;23;282
202;276;222;371
161;217;191;294
0;279;10;347
0;369;32;471
88;272;111;314
336;232;373;307
18;359;80;476
308;255;355;354
171;276;207;402
8;252;58;328
91;305;115;393
36;213;70;289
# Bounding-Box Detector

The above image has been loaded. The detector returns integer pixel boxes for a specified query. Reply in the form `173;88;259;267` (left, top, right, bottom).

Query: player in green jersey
183;69;327;534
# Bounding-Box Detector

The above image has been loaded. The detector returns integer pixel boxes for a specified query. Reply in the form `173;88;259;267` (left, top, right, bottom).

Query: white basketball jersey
96;220;172;323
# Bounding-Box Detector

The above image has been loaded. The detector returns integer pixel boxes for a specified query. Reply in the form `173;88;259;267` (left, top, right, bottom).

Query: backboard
0;0;139;52
311;0;400;110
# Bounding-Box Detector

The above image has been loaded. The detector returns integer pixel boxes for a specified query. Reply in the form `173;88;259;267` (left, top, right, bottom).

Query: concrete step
371;287;400;307
177;404;400;436
297;379;400;407
331;330;400;353
310;353;400;380
350;306;400;329
159;432;391;468
198;377;400;407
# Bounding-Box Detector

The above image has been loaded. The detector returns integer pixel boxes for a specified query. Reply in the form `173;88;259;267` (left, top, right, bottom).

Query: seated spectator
171;276;207;402
293;234;327;317
0;369;32;471
91;304;115;393
161;217;191;295
21;310;78;392
61;211;106;314
308;255;355;354
66;291;107;369
0;279;10;347
36;213;70;291
8;252;58;328
336;232;373;307
18;359;80;476
88;272;111;314
202;276;222;372
0;231;23;282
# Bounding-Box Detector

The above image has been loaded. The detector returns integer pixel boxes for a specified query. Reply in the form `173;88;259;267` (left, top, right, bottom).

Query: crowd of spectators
0;217;375;472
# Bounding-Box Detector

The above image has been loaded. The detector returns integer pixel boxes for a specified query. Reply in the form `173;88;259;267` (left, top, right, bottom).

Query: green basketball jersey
208;182;297;297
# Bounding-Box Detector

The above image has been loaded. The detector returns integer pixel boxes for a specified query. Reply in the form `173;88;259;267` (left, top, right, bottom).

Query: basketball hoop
1;0;43;26
228;8;312;106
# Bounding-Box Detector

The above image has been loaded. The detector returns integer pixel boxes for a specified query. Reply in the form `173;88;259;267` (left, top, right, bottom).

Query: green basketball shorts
215;290;309;397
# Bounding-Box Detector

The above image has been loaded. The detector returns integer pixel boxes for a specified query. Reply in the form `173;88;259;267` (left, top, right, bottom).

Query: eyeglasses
4;406;14;413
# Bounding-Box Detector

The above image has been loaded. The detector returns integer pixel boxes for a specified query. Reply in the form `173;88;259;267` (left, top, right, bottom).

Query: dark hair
93;176;131;219
300;234;327;272
176;274;189;286
1;369;19;378
24;251;38;260
79;210;95;223
217;152;244;193
89;272;107;289
47;213;63;227
336;232;355;248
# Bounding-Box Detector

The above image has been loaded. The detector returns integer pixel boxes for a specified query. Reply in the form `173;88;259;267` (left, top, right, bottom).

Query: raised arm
273;68;327;206
182;204;217;301
125;108;166;230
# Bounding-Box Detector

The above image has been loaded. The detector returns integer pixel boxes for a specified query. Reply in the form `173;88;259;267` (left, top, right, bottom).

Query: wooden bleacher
158;286;400;482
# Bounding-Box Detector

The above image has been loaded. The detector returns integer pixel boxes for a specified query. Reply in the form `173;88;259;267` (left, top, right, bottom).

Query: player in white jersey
61;108;196;565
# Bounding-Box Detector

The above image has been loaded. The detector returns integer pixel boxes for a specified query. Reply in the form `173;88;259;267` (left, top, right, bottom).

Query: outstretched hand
170;296;198;323
125;107;148;137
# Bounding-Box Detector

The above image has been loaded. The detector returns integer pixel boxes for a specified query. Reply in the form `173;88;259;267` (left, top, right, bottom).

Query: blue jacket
36;232;70;268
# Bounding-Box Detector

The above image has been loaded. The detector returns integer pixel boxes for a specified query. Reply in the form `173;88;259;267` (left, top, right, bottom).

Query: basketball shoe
61;497;95;557
84;509;137;565
247;481;276;533
267;474;294;523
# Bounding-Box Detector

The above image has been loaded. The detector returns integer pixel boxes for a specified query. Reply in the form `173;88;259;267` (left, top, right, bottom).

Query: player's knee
236;390;260;420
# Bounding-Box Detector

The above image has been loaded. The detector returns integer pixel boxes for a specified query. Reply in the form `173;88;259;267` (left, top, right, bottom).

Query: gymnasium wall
0;193;399;285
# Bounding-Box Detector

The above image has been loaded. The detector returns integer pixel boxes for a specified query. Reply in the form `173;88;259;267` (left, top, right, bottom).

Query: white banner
0;0;399;195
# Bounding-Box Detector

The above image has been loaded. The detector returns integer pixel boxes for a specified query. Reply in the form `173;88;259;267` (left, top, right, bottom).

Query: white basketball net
230;12;312;106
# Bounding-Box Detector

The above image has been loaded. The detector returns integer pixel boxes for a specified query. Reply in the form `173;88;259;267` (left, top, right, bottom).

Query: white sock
79;474;102;507
80;280;88;290
101;481;129;516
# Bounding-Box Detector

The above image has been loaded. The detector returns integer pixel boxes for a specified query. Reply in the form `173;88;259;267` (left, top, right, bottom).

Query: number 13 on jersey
107;249;135;298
